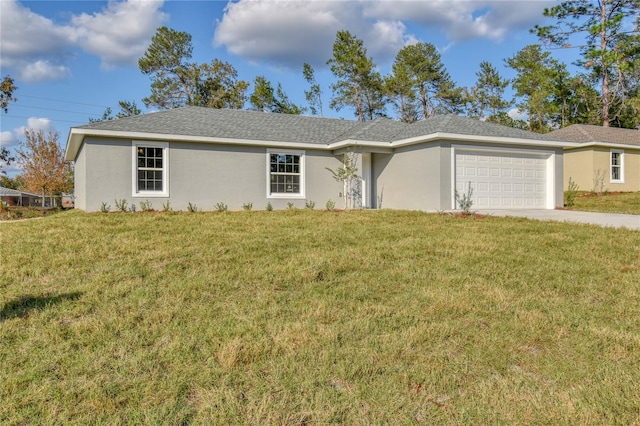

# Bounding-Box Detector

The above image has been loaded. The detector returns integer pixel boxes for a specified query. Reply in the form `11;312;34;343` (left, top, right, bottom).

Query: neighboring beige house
550;125;640;192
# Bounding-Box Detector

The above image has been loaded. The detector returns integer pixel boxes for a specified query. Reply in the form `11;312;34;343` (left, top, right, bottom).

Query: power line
11;104;103;116
3;114;88;125
17;94;110;109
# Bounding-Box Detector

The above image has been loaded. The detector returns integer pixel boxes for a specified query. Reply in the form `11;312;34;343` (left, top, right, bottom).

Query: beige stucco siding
565;147;640;192
617;149;640;191
564;149;594;191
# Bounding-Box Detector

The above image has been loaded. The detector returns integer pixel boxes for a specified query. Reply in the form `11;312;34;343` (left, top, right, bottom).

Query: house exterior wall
170;142;342;211
553;147;565;207
372;143;443;210
73;141;87;211
564;149;593;191
76;137;342;212
565;147;640;192
82;137;131;211
624;150;640;191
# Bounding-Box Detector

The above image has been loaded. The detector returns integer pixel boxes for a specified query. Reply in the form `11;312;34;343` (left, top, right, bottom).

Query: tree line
128;0;638;131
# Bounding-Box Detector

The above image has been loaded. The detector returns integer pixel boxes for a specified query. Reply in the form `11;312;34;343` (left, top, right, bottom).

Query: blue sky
2;0;583;176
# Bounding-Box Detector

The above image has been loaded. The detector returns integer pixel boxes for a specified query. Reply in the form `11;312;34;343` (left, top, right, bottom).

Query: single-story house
550;124;640;192
0;186;41;207
64;106;573;212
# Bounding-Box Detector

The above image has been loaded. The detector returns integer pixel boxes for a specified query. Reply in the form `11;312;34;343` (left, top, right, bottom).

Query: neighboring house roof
0;186;40;198
550;124;640;148
65;106;572;161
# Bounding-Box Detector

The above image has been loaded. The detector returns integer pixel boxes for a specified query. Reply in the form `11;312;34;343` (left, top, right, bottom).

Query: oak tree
17;129;71;206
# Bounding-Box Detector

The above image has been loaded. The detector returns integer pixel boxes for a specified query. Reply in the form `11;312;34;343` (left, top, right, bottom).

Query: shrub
326;200;335;211
286;202;295;210
592;169;605;195
565;177;579;207
139;200;153;212
215;202;228;212
162;200;172;212
187;202;198;213
266;202;273;211
305;200;315;210
455;183;474;215
242;202;253;211
114;199;128;212
100;202;111;213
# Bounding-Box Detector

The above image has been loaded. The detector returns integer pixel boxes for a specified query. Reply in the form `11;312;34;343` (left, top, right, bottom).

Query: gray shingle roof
399;115;559;141
550;124;640;147
78;106;363;145
74;106;563;145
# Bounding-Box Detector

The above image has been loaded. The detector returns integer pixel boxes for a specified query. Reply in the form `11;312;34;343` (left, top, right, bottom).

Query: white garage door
455;150;548;209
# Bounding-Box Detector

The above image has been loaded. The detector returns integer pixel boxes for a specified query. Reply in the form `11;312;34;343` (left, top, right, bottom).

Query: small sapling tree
326;150;360;210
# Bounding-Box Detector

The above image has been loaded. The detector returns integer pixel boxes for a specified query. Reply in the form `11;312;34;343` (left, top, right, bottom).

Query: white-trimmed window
610;149;624;183
132;141;169;197
267;149;305;198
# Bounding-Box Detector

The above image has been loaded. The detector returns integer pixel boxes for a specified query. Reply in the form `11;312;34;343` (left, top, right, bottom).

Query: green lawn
2;210;640;424
567;191;640;215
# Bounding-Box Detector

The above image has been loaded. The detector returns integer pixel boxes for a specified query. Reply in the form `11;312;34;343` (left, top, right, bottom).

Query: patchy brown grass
2;209;640;424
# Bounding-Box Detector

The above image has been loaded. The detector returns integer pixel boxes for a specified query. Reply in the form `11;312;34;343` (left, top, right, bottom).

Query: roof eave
563;141;640;150
63;128;578;162
391;132;576;148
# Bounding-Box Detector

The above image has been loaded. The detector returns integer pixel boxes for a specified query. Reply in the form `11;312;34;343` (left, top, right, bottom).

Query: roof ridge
574;124;596;141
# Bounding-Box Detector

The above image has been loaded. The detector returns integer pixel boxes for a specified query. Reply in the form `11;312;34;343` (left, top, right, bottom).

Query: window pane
269;152;301;194
136;146;164;192
612;153;621;166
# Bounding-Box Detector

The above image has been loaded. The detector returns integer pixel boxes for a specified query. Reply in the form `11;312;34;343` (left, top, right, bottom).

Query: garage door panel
455;150;547;210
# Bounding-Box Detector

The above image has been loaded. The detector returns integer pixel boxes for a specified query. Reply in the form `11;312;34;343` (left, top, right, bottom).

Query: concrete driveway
474;209;640;230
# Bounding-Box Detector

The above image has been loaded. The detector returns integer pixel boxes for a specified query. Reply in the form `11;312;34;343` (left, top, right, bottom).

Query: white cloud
508;108;527;121
21;60;70;83
0;0;77;82
15;118;57;137
0;0;166;81
214;0;552;69
71;0;167;69
1;131;19;148
361;0;553;42
214;0;420;69
215;0;357;69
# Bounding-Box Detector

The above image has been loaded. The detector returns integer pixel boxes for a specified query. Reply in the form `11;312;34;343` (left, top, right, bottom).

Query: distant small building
62;193;75;209
0;186;40;207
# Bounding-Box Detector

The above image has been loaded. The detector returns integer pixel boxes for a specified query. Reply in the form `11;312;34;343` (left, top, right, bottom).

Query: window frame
266;149;305;199
132;141;169;197
610;149;624;184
